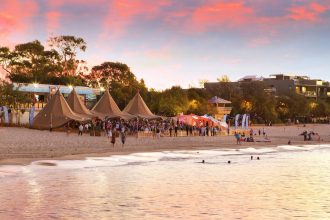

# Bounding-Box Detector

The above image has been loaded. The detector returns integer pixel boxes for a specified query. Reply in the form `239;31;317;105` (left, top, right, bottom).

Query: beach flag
29;106;35;127
245;115;249;129
223;114;227;123
3;106;9;124
242;114;247;129
235;114;240;130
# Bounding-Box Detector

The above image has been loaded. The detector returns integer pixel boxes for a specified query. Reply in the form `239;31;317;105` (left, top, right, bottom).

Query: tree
240;81;277;122
86;61;148;109
0;80;33;108
145;88;161;114
309;100;330;118
217;75;231;82
86;62;136;88
157;86;189;116
0;38;87;86
276;92;309;121
198;79;209;88
0;47;14;75
2;40;63;84
48;35;87;76
186;88;214;115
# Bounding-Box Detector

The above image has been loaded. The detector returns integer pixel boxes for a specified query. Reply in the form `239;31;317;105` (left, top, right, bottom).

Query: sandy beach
0;124;329;165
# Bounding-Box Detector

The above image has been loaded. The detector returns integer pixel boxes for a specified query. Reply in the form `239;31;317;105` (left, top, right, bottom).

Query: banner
235;114;240;130
242;114;247;129
29;106;35;127
245;115;249;129
3;106;9;124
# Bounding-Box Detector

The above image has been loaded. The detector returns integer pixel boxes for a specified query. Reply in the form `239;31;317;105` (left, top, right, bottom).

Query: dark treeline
1;36;329;122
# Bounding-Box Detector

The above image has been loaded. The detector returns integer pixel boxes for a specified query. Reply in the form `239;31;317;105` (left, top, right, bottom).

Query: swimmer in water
257;157;260;160
202;160;205;163
251;156;253;160
228;160;231;164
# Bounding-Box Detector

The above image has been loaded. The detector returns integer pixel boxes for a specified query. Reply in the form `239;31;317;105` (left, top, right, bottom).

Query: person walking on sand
107;128;112;140
174;124;178;137
78;124;84;136
234;132;241;145
121;130;126;147
111;129;116;147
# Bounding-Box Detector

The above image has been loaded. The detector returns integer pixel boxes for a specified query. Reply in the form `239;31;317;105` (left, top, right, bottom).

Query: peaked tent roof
123;92;161;119
92;90;134;119
67;88;105;119
33;90;87;130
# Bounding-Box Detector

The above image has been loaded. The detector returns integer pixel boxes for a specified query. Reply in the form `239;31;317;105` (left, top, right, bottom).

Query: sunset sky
1;0;330;89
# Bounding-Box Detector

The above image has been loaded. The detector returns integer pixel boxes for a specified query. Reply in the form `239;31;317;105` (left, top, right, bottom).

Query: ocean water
1;145;330;219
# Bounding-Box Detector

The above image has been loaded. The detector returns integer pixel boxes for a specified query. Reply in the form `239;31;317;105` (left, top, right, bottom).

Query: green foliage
309;100;330;117
48;35;87;76
0;80;33;108
217;75;231;82
1;40;63;83
145;89;161;114
85;61;149;109
186;88;214;115
240;82;277;122
157;86;189;116
0;36;88;86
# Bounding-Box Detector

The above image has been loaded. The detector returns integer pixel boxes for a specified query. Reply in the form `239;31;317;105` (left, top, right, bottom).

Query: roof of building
208;96;232;104
13;83;101;95
238;75;263;82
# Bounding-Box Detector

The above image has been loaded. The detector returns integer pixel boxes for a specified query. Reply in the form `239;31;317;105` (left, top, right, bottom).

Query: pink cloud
288;2;328;22
45;0;107;35
102;0;171;39
46;11;61;34
98;0;330;46
189;1;254;31
0;0;38;46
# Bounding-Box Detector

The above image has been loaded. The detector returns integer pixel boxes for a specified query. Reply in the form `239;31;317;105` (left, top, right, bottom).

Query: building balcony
303;91;317;97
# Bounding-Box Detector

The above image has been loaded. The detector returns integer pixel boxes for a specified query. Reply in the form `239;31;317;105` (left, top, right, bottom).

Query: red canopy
177;114;215;127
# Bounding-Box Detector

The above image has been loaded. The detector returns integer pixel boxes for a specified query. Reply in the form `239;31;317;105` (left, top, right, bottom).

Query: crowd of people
66;118;225;142
234;128;270;145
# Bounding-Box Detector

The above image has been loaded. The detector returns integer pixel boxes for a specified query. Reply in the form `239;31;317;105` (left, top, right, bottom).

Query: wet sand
0;124;329;165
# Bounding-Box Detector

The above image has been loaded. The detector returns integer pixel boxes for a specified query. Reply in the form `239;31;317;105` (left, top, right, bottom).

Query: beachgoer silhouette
111;130;116;147
228;160;231;164
257;157;260;160
251;156;253;160
121;131;126;147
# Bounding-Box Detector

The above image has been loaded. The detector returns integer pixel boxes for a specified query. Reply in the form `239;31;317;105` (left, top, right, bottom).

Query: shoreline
1;125;329;166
